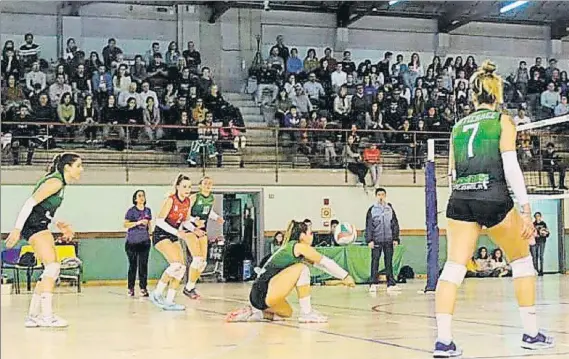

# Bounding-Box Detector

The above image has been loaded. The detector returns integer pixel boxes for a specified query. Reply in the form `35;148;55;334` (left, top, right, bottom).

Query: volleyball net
423;113;569;291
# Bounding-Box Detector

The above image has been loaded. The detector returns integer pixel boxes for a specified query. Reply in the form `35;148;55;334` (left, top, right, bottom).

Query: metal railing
2;121;566;186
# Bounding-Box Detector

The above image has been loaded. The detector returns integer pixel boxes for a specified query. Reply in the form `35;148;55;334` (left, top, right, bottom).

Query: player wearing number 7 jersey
433;61;554;358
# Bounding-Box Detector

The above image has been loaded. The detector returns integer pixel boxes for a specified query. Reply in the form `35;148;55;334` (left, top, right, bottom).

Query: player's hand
5;229;21;248
367;242;374;249
56;222;74;241
195;219;206;228
216;217;225;225
342;275;356;288
193;228;206;238
520;214;535;245
138;219;149;226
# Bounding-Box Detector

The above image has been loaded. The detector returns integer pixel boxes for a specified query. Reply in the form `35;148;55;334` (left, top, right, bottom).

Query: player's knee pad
439;262;467;286
165;262;186;280
41;262;61;280
296;264;310;287
191;257;206;272
511;255;535;279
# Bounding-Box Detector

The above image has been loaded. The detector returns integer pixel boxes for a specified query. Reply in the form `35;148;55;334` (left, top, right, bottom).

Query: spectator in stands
50;63;70;85
274;88;292;127
527;70;545;113
142;96;163;143
71;63;92;104
255;61;278;106
530;57;546;80
78;94;99;144
284;74;298;98
49;74;72;108
366;187;400;292
113;64;132;96
165;41;181;68
560;71;568;96
303;48;319;74
102;38;122;68
377;52;392;80
341;51;356;76
25;61;47;99
1;48;20;80
406;53;423;92
515;61;529;97
7;105;37;165
315;59;332;92
87;51;103;76
177;67;194;97
2;75;26;111
272;35;289;64
351;84;369;125
122;97;143;141
513;107;531;126
540;82;560;117
146;53;169;89
440;67;453;93
412;87;427;116
92;64;113;105
56;92;76;140
363;143;382;187
123;189;152;297
19;33;41;69
140;81;159;108
2;40;15;58
292;86;312;115
191;98;207;125
463;55;477;79
475;246;493;277
286;48;303;76
101;95;125;141
144;42;161;67
334;85;351;128
182;41;201;74
543;142;567;190
64;38;79;62
283;105;301;128
175;110;194;141
531;212;550;276
491;248;511;277
118;82;141;108
391;54;407;80
204;84;227;119
331;63;347;93
34;93;55;123
187;85;199;108
320;47;337;69
554;96;569;117
198;67;214;96
545;58;559;82
427;56;442;76
268;46;285;76
345;73;357;96
188;112;220;166
344;134;367;186
303;72;326;108
365;102;386;144
131;55;148;86
219;117;246;151
398;119;414;168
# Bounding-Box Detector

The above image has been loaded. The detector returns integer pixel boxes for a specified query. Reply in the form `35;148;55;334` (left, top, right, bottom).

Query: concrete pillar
435;32;450;57
62;16;82;50
334;27;349;58
550;39;563;60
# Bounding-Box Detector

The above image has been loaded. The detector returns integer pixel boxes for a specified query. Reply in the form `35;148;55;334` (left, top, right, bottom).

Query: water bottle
242;260;252;281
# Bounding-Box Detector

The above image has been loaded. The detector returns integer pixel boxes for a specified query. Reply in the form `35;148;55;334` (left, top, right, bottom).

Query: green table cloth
310;245;405;284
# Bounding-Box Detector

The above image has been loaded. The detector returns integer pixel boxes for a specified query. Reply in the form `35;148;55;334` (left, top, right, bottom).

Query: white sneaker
24;316;40;328
298;310;328;323
387;285;401;292
369;284;379;292
39;315;68;328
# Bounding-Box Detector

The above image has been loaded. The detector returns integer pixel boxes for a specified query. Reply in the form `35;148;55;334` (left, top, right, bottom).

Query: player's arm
294;243;351;283
13;178;63;230
448;135;456;183
499;114;530;213
155;197;179;236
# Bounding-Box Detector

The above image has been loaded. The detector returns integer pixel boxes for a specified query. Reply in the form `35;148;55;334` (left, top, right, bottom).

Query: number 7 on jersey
462;123;479;158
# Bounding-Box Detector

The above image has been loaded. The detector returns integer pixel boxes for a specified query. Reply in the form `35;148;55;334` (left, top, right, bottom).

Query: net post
424;139;439;292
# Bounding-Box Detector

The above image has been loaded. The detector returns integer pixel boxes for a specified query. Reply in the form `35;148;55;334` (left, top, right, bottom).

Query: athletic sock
519;306;538;337
40;292;54;318
29;293;41;317
154;281;167;295
250;307;263;321
165;289;176;303
185;281;196;291
436;313;453;343
299;296;312;315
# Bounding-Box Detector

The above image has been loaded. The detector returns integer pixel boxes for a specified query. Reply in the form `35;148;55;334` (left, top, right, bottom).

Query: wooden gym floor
2;276;568;359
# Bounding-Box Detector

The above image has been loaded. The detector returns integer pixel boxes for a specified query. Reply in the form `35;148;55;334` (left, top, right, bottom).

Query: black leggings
125;241;151;290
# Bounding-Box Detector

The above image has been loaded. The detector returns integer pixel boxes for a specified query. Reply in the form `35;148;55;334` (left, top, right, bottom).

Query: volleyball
334;223;357;245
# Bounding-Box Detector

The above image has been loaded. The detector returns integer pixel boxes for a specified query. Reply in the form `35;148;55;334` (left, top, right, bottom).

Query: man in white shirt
139;81;159;108
25;61;47;98
513;108;531;126
48;74;72;107
118;82;142;108
331;63;347;93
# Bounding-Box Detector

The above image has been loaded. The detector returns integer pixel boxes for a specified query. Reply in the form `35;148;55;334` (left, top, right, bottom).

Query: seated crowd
1;35;246;166
253;36;569;182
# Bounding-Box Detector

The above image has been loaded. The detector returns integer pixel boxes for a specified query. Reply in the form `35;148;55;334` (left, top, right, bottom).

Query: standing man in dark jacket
366;188;400;292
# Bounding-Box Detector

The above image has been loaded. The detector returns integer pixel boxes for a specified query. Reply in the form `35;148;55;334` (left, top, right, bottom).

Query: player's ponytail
282;220;309;246
470;60;503;106
169;173;190;197
47;152;81;177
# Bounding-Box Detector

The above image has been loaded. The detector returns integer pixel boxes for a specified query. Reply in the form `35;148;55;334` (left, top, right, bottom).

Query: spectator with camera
531;212;550;276
543;142;567;190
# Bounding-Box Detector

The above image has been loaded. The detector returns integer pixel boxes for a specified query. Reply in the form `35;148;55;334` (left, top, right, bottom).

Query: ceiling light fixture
499;1;528;14
388;0;402;5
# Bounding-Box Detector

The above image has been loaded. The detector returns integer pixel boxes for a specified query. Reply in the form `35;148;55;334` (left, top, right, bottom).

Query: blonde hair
166;173;191;197
469;60;503;107
281;220;309;247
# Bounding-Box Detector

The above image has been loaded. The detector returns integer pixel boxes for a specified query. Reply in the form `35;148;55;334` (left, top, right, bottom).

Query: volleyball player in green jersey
226;220;355;323
182;177;224;299
433;61;553;358
5;153;83;328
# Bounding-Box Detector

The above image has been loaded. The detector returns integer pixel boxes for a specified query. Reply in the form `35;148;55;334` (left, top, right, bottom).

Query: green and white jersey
451;109;509;200
191;192;215;224
23;171;66;232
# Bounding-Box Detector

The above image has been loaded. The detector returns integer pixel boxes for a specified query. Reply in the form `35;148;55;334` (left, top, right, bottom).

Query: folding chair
56;245;82;293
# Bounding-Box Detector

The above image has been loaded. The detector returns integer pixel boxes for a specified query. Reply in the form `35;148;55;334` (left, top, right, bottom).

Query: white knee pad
42;262;61;280
165;262;186;280
191;257;207;272
296;264;311;287
511;256;535;279
439;262;467;286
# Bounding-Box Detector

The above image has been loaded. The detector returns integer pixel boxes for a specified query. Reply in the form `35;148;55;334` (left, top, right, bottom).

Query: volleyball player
226;220;355;323
433;61;554;357
149;174;198;311
5;153;83;328
182;177;224;300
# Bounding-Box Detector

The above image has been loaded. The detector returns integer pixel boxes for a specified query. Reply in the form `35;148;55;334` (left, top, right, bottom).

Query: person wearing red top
149;174;205;311
363;143;382;187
